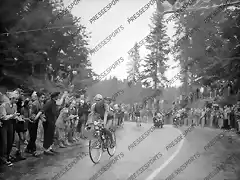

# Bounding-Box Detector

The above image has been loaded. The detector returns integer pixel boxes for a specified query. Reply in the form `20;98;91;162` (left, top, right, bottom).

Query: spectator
13;89;24;149
195;108;201;126
26;92;45;156
200;87;204;99
55;101;71;148
42;92;58;155
68;100;78;143
210;91;213;98
0;91;19;166
41;92;67;155
0;92;13;167
78;99;90;139
14;98;32;160
196;88;200;99
234;97;240;134
200;108;206;128
229;105;235;130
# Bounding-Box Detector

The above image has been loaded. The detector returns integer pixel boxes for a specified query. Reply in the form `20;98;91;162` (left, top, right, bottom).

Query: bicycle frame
93;120;111;146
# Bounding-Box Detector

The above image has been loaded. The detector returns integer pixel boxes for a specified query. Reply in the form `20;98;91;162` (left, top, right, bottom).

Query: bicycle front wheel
89;139;102;164
107;130;116;157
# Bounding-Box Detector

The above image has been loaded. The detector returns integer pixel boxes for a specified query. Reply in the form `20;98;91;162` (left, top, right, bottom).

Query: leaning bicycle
87;119;116;164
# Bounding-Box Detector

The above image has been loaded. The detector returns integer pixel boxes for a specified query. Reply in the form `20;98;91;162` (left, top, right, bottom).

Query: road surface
1;122;240;180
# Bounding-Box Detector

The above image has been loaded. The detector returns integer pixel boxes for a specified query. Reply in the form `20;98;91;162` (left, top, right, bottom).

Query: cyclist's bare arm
89;103;96;123
103;111;108;126
103;103;109;126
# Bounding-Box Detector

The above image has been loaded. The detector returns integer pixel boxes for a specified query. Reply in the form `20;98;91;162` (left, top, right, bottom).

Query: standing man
26;92;45;156
234;97;240;134
79;98;90;138
0;91;19;165
41;92;67;155
196;88;200;99
200;87;204;99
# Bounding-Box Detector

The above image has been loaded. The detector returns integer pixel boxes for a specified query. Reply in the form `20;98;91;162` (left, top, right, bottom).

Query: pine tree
126;42;142;87
143;11;170;89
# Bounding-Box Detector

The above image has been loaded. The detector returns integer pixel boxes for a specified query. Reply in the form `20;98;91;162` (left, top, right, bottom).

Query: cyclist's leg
118;117;121;126
104;115;115;145
120;116;123;125
108;115;116;146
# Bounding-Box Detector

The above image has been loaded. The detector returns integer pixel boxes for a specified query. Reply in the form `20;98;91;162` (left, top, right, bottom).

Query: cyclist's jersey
135;111;140;117
90;101;108;119
153;116;161;122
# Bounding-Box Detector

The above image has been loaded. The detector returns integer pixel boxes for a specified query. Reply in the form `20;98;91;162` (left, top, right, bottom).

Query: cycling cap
104;97;112;101
94;94;103;101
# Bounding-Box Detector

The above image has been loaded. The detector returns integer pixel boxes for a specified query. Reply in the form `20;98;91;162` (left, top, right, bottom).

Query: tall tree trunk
154;47;158;90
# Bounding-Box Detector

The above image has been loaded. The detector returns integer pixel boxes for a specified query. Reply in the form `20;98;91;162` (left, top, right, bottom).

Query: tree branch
214;56;240;61
161;1;240;15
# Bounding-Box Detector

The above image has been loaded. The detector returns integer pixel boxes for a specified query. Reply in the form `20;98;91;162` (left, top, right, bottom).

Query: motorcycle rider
153;111;163;127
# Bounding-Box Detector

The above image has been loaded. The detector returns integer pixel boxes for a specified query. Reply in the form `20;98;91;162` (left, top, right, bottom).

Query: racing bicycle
87;119;116;164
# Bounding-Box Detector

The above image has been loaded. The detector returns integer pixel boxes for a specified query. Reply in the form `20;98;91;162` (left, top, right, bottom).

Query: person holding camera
0;91;20;166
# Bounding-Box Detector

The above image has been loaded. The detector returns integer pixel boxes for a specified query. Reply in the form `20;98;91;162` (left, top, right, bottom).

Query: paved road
1;122;240;180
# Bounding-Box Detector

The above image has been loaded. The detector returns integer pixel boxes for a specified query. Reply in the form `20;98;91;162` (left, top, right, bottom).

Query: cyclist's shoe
103;142;108;150
110;140;116;148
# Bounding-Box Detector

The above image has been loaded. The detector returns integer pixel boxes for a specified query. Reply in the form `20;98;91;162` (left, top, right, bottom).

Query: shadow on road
0;142;87;180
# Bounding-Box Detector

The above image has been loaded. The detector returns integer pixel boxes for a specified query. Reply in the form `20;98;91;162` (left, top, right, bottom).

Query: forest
1;0;240;109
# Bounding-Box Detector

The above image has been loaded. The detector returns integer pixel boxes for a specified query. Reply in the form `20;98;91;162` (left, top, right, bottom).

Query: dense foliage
170;0;240;91
0;0;94;92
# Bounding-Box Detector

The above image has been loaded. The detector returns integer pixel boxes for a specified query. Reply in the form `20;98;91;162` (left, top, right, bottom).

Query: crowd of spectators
0;88;90;167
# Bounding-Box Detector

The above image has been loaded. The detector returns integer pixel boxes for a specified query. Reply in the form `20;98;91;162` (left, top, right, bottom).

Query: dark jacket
42;99;58;123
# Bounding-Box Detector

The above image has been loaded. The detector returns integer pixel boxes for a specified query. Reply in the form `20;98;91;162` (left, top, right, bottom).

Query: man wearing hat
40;91;67;155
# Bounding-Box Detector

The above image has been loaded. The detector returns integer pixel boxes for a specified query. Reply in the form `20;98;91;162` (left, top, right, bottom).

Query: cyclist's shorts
107;114;114;120
135;112;140;117
100;114;114;121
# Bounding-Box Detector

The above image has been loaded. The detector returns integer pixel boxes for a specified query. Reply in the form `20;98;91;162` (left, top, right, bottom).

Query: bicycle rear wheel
107;130;116;156
89;139;102;164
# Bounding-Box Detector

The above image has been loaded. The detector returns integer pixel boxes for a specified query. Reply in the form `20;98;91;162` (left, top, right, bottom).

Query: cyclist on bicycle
89;94;115;148
135;105;141;126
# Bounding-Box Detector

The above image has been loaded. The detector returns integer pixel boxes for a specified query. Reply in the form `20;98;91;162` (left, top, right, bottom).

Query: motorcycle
153;116;163;128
